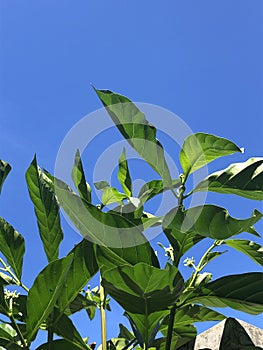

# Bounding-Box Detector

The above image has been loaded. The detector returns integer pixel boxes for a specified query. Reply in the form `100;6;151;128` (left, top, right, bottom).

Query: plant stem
100;276;107;350
0;257;29;292
7;298;28;348
165;306;176;350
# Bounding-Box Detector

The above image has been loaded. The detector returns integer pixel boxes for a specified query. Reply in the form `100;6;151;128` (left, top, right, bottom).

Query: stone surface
192;318;263;349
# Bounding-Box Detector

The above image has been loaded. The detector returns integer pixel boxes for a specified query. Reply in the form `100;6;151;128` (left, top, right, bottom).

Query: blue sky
0;0;262;347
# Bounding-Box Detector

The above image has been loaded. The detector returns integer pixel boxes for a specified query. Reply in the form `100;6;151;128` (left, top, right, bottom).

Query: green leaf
94;89;172;186
64;293;97;319
118;148;132;197
138;179;181;204
180;133;242;179
0;160;11;194
0;218;25;279
52;310;90;349
26;254;73;341
164;205;262;241
219;318;255;349
72;150;92;203
36;340;89;350
225;239;263;266
102;262;184;314
103;338;131;350
181;272;263;315
54;182;159;268
193;158;263;200
57;239;99;315
26;156;64;262
0;323;16;341
101;187;128;206
155;325;197;350
163;208;204;266
118;323;134;341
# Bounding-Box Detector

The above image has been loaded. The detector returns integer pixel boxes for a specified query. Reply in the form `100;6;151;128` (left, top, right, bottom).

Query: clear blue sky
0;0;262;347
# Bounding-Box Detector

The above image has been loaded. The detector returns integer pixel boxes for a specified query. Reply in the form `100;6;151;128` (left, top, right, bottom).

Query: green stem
100;276;107;350
165;306;176;350
7;298;28;348
0;257;29;292
186;240;222;291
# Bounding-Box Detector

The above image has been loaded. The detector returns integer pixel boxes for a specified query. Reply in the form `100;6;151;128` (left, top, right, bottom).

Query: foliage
0;89;262;349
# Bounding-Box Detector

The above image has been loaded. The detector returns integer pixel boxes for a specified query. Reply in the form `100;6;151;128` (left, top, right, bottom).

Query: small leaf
0;218;25;279
164;205;262;241
138;179;180;204
180;133;242;179
118;323;134;341
26;156;64;262
101;187;128;206
94;89;172;186
52;309;90;349
181;272;263;315
0;160;11;194
102;263;184;314
172;305;225;326
26;254;73;341
118;148;132;196
193;157;263;200
72;150;92;203
225;239;263;266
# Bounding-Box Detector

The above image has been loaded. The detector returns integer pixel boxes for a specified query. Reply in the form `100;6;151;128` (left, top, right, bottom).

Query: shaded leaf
26;156;63;262
26;255;73;341
118;148;132;197
118;323;134;341
180;272;263;315
94;89;172;186
0;323;16;341
138;179;181;204
0;218;25;279
36;339;88;350
180;133;242;179
72;150;92;203
225;239;263;266
52;310;90;349
102;263;184;314
0;160;11;194
155;325;197;350
219;318;255;349
57;239;99;315
193;158;263;200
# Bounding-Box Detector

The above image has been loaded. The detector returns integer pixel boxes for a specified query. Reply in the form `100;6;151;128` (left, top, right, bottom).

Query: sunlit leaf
180;133;242;179
138;179;180;204
164;205;262;241
102;263;184;314
0;160;11;194
94;89;172;186
193;158;263;200
118;147;132;197
26;156;64;262
0;218;25;279
180;272;263;315
72;150;92;203
26;255;73;341
225;239;263;266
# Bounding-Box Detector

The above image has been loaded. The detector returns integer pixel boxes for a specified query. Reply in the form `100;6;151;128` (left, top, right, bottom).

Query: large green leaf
95;89;172;186
225;240;263;266
138;179;181;204
155;325;197;350
102;262;184;314
57;239;99;315
162;208;204;266
55;183;159;268
52;310;90;350
164;205;262;241
26;255;73;341
0;160;11;194
26;156;64;262
72;150;92;203
118;148;132;197
36;340;88;350
0;218;25;279
180;272;263;315
180;133;242;179
192;158;263;200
